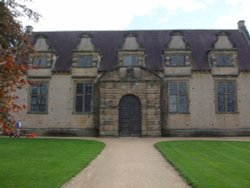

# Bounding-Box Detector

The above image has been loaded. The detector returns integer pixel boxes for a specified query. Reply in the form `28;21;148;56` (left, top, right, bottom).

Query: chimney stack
238;20;245;32
25;25;33;35
237;20;250;47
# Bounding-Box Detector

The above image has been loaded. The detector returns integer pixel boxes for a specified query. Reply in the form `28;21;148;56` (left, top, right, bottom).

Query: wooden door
119;95;141;136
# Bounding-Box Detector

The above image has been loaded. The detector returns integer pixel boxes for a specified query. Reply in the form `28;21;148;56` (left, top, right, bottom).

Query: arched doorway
119;95;141;136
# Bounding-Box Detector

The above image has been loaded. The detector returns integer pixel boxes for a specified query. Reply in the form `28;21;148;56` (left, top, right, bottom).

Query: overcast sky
21;0;250;31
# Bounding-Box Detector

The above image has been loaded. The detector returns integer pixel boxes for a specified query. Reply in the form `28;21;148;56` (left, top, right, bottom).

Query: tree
0;0;40;130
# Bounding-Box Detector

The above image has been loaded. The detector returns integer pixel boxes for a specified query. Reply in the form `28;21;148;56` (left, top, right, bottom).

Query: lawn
155;140;250;188
0;138;105;188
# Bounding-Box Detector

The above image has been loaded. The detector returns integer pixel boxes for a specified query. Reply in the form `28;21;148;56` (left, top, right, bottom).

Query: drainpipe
238;20;250;47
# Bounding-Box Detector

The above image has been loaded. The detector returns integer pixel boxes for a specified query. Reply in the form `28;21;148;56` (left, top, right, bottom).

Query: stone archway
119;95;141;136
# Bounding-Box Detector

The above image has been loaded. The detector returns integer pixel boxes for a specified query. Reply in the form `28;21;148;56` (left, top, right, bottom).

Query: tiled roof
31;29;250;72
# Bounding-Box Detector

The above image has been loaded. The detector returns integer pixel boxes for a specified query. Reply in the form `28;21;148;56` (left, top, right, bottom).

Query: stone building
14;21;250;136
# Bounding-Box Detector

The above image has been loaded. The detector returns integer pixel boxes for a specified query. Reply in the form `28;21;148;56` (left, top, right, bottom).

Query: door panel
119;95;141;136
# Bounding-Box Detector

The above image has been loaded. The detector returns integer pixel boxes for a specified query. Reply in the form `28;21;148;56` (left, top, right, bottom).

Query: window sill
216;112;239;114
27;112;48;114
215;65;235;67
166;65;190;67
72;112;93;115
169;112;190;114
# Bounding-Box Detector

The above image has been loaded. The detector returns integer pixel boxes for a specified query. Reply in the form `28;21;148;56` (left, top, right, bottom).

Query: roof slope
31;29;250;72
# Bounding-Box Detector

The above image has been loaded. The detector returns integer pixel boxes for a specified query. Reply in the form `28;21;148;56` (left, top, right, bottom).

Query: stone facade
11;21;250;136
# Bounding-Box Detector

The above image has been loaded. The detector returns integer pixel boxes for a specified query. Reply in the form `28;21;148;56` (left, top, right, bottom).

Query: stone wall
13;74;97;136
98;67;162;136
12;68;250;137
163;72;250;136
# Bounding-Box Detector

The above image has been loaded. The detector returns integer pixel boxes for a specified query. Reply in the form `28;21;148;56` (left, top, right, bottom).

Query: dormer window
118;33;145;68
216;54;233;66
163;31;191;70
79;55;92;67
169;55;185;66
72;33;100;70
29;35;55;69
32;56;51;68
123;55;139;67
208;32;238;71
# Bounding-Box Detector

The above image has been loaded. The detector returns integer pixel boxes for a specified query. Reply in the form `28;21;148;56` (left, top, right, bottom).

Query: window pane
31;97;37;104
85;84;92;94
179;82;187;95
218;95;225;112
217;55;232;66
75;96;83;112
39;84;47;95
226;81;234;94
85;94;92;112
169;82;177;95
76;83;84;94
131;55;139;66
123;55;139;66
170;56;177;66
39;96;46;105
217;82;225;95
34;57;47;67
79;56;92;67
169;95;177;112
170;55;185;66
179;96;188;113
227;95;235;112
123;56;132;66
31;87;38;95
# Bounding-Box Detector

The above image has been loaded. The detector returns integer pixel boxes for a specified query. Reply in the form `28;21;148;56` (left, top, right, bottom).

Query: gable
213;32;234;49
33;35;53;52
74;34;96;51
167;31;189;49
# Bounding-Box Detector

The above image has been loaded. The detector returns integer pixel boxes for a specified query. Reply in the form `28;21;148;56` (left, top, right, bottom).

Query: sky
21;0;250;31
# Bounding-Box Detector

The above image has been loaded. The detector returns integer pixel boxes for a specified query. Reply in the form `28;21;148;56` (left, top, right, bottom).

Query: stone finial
238;20;246;32
25;25;33;35
238;20;250;47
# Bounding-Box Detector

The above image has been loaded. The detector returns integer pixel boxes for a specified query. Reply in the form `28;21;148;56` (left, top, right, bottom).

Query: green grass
0;138;105;188
155;140;250;188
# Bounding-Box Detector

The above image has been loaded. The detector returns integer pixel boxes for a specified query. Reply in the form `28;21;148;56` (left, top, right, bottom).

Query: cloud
213;0;250;29
22;0;209;31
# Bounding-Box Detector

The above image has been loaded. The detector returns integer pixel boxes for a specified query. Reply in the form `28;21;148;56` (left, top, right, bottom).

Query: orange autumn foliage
0;1;40;128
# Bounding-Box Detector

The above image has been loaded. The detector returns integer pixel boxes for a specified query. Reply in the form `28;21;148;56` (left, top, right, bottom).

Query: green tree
0;0;40;130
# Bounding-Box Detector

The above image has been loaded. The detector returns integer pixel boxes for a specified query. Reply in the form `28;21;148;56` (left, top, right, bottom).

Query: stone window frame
29;53;53;68
73;81;94;114
167;80;189;114
118;50;145;67
215;79;238;114
216;54;233;67
28;80;49;114
72;52;99;68
163;51;191;67
208;50;237;67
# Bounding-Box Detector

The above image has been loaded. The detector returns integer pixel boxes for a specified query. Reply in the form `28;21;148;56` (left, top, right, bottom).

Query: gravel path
62;137;250;188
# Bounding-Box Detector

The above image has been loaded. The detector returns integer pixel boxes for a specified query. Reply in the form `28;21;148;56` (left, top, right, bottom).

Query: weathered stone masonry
12;21;250;136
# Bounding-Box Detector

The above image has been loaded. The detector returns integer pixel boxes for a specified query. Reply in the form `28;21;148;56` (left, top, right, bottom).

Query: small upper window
123;55;139;66
169;55;185;66
33;56;48;68
216;54;232;66
79;56;92;67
